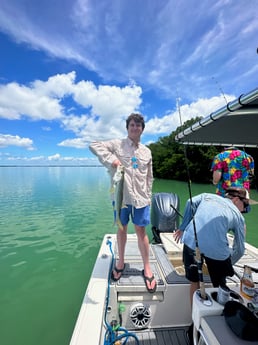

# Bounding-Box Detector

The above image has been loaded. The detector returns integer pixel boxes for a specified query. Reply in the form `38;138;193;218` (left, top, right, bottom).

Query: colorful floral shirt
211;149;254;196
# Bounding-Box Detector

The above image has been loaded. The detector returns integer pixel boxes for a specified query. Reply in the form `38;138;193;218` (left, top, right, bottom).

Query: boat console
192;286;258;345
107;234;195;330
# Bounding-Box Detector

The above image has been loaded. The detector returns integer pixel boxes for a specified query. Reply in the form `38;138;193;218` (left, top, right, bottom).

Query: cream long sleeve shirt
89;137;153;208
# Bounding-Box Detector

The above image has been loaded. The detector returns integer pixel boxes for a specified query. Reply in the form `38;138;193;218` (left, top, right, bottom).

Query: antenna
212;76;228;106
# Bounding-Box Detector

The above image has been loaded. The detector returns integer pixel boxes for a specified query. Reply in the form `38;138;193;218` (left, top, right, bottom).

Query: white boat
70;87;258;345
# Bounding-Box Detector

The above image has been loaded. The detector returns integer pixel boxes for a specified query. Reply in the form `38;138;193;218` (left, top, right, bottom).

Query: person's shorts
120;205;150;227
204;255;234;287
183;244;234;287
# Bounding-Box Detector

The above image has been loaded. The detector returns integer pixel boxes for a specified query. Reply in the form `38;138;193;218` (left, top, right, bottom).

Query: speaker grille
130;303;151;329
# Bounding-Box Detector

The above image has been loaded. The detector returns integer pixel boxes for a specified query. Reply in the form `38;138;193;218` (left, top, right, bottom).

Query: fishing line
176;96;207;300
211;76;228;106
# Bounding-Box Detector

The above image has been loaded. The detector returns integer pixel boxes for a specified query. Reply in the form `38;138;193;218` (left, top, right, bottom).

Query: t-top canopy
175;87;258;148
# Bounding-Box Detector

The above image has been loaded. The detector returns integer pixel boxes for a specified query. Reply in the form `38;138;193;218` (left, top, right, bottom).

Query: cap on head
225;187;249;204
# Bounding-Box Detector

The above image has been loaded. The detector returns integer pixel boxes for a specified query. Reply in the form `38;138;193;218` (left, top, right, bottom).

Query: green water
0;167;257;345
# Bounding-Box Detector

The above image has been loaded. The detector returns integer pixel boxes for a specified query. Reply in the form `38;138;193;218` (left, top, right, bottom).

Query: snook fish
111;165;125;229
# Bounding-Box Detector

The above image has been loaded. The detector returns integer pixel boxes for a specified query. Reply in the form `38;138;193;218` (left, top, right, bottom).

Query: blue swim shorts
120;205;150;227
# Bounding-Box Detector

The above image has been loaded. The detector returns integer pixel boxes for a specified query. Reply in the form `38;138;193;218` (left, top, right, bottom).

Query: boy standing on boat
89;113;157;293
211;146;254;196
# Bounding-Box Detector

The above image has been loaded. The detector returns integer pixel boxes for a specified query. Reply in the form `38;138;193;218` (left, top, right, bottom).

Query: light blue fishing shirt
180;193;245;264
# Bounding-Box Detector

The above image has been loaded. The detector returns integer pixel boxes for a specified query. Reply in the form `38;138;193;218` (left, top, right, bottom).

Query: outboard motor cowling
151;192;180;243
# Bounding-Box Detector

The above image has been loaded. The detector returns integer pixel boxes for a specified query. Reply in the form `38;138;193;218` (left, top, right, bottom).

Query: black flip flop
142;270;157;293
111;265;125;281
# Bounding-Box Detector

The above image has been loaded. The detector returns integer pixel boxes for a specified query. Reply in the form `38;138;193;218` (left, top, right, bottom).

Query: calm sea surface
0;166;257;345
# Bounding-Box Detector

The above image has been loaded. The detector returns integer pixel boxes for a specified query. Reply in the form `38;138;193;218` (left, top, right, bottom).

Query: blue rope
104;239;139;345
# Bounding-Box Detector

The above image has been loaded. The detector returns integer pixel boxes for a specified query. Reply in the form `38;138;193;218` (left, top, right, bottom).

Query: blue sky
0;0;257;166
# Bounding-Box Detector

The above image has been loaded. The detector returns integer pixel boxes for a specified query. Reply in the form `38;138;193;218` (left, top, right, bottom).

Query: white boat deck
70;233;258;345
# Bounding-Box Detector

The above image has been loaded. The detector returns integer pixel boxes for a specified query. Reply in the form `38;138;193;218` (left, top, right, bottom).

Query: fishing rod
177;96;207;300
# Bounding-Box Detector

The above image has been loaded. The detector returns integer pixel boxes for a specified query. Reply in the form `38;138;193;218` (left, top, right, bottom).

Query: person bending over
173;187;249;305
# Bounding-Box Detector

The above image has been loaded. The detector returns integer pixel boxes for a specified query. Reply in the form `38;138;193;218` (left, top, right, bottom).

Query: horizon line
0;165;103;167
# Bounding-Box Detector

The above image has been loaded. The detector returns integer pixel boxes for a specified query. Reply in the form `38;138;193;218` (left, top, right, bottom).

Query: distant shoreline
0;165;104;167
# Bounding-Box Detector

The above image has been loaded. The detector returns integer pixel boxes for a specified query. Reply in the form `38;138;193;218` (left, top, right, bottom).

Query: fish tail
116;218;124;230
110;186;115;193
113;201;124;229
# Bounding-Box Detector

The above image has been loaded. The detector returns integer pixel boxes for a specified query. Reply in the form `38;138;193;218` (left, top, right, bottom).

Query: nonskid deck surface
125;326;189;345
112;235;209;288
